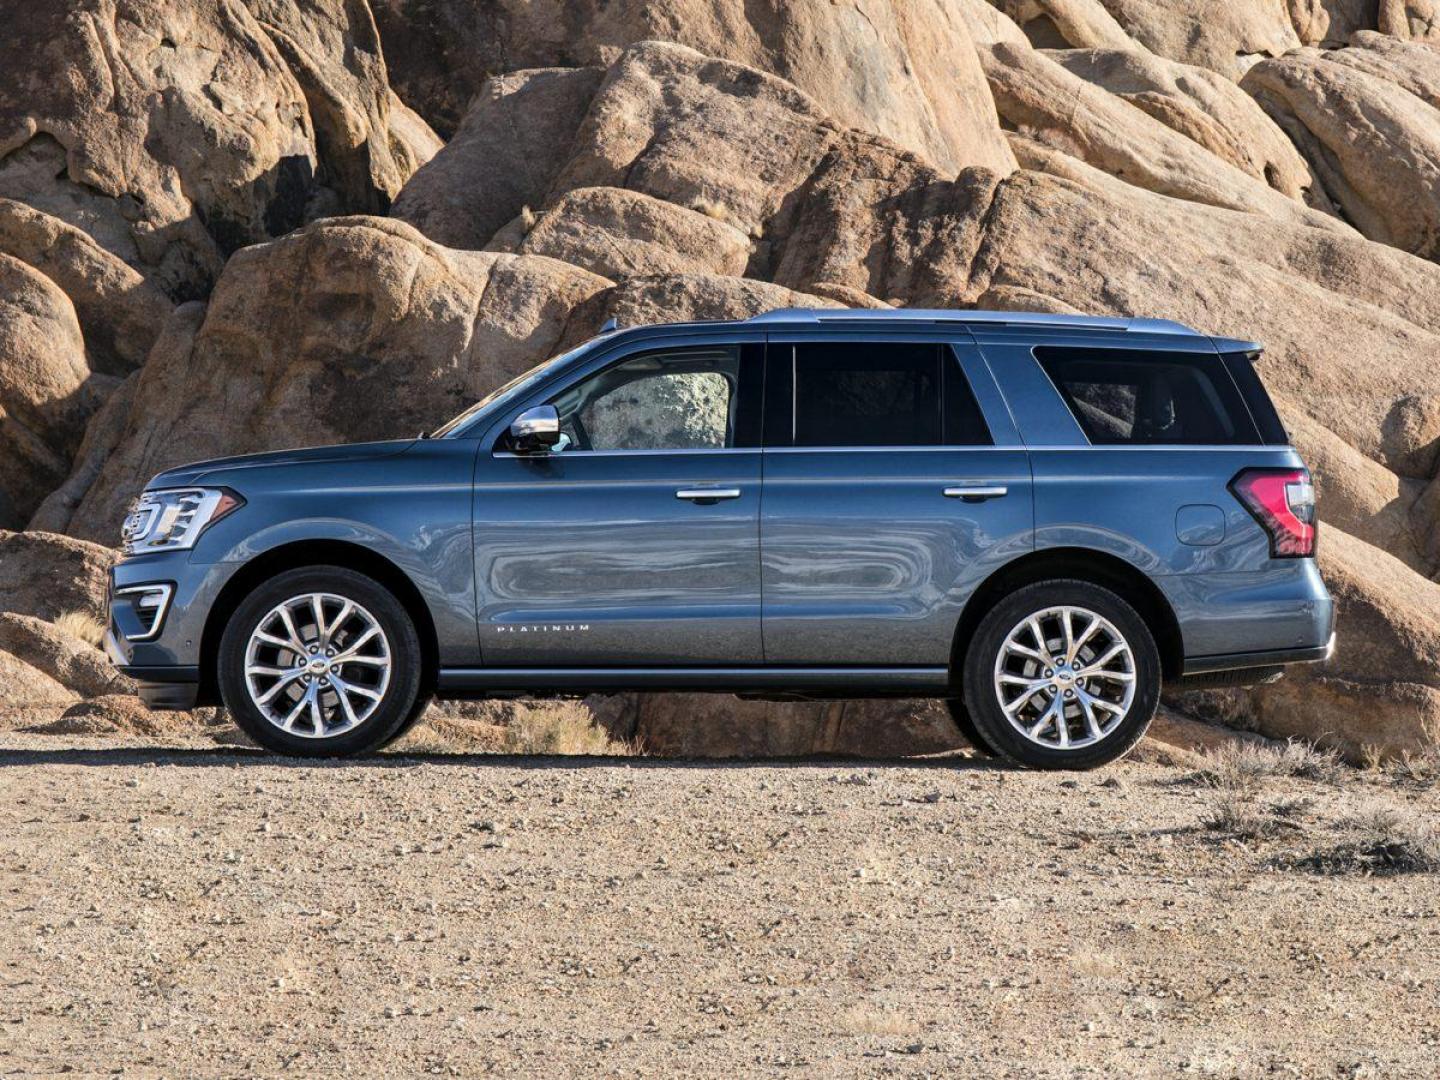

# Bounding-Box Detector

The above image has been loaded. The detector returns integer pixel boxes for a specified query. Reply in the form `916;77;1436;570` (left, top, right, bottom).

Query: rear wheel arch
198;540;439;707
949;548;1185;683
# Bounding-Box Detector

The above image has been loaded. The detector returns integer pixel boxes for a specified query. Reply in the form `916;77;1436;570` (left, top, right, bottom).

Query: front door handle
676;487;742;502
944;485;1008;502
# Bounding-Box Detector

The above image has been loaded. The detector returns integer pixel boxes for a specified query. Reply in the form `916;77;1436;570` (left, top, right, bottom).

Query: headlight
121;488;244;555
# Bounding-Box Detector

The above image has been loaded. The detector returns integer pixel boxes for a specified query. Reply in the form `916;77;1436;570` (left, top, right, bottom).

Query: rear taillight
1230;468;1316;558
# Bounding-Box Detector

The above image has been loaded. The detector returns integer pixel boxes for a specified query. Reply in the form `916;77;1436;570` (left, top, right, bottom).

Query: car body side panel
112;439;481;669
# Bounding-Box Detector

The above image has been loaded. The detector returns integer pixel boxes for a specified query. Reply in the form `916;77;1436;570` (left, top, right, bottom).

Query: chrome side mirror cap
509;404;562;453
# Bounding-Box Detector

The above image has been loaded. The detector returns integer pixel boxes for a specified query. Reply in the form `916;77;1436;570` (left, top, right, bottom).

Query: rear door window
1034;347;1261;445
770;342;992;447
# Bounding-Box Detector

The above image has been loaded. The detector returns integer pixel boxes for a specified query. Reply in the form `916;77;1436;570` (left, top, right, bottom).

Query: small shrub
501;702;633;756
52;611;105;648
1292;804;1440;875
1195;739;1344;792
1202;794;1281;840
690;197;730;223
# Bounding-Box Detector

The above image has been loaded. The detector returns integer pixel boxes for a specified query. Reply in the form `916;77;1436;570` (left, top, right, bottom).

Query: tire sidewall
219;566;422;757
962;579;1160;770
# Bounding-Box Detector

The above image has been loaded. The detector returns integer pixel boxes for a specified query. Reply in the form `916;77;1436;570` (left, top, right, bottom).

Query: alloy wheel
991;605;1136;750
243;592;392;738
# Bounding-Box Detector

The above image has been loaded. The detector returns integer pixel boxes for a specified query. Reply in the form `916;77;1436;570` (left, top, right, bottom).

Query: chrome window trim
113;583;175;643
493;447;759;459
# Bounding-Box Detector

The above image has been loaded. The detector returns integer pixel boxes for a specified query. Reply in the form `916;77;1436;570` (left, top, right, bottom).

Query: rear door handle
676;487;742;502
944;485;1008;502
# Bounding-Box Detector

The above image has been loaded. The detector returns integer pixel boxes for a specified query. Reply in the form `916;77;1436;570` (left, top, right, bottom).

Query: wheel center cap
1054;667;1073;683
307;657;329;674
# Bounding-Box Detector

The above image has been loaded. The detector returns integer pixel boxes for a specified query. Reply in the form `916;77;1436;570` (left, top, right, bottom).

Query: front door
473;342;764;665
760;335;1034;665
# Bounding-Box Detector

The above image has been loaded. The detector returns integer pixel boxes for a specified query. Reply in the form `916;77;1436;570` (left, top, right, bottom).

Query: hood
147;439;418;489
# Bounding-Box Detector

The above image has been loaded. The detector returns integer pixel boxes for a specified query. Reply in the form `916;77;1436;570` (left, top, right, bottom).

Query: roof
744;307;1200;336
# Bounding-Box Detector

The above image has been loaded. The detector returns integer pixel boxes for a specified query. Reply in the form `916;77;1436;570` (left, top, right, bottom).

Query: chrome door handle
944;485;1008;501
676;487;741;502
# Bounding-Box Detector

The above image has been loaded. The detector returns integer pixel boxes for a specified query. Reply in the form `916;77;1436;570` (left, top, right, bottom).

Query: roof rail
744;307;1199;336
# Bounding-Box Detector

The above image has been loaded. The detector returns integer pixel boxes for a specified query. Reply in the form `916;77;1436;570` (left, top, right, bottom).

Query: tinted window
1035;347;1260;445
778;342;991;447
1221;350;1290;445
550;347;744;451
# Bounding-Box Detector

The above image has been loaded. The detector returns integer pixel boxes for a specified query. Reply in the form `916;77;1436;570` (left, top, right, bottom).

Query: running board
436;666;951;696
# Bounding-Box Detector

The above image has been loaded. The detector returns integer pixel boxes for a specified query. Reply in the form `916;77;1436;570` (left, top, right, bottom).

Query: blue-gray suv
106;309;1334;768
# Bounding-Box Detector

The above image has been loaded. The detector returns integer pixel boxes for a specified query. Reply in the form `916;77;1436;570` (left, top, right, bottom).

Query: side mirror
509;404;562;454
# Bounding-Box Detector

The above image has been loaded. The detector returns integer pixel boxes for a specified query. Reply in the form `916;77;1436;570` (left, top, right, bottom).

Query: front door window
551;348;743;452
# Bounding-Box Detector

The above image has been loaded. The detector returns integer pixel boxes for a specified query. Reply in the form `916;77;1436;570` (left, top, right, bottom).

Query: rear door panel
758;332;1033;665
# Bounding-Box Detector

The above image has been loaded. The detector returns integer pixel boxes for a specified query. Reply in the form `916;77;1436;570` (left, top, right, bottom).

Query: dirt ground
1;729;1437;1078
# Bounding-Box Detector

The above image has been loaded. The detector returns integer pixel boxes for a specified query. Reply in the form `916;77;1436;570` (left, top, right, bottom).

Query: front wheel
218;566;423;757
961;580;1160;770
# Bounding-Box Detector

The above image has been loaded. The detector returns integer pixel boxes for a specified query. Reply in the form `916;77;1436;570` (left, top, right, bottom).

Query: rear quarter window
1034;346;1262;446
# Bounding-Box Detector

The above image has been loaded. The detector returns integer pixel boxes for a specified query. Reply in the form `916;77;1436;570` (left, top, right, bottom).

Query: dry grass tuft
51;611;105;648
1195;739;1344;794
501;702;634;756
836;1004;920;1038
1294;804;1440;875
690;197;730;223
519;205;538;233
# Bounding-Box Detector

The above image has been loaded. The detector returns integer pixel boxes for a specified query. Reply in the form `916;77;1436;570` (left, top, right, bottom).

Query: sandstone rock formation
0;614;132;698
0;255;103;527
391;67;607;250
0;530;116;623
369;0;1015;174
3;0;1440;760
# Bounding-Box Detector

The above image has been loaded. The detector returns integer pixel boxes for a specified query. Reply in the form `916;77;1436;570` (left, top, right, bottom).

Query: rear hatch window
1034;346;1275;446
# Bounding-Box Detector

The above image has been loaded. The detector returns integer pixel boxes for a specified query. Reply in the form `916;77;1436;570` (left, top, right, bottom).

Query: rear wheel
961;580;1159;770
218;567;423;757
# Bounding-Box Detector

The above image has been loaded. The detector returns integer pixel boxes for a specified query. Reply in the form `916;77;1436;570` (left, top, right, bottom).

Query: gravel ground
2;732;1438;1078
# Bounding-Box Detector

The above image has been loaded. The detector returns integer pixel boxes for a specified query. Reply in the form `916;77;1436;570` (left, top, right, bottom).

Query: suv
107;309;1334;768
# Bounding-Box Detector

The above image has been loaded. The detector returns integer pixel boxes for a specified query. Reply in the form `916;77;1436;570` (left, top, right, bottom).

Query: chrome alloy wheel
243;593;392;739
992;605;1136;750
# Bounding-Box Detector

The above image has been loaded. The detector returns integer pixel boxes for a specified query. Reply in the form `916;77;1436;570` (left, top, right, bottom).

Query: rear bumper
1181;631;1335;676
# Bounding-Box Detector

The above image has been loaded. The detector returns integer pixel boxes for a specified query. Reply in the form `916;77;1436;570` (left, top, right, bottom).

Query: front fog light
113;584;174;642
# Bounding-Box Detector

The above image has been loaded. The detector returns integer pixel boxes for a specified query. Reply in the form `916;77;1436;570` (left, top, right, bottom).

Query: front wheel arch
199;540;438;708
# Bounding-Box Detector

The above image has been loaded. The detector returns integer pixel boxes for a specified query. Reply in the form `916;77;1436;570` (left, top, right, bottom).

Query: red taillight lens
1230;468;1316;558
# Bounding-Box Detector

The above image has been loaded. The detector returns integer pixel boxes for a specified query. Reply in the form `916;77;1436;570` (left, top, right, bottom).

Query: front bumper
106;552;241;711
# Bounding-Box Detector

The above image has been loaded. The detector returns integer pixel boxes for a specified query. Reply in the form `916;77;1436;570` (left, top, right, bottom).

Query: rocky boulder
1091;0;1303;79
503;187;754;280
0;530;116;622
979;40;1347;231
370;0;1014;175
0;199;172;373
0;255;107;527
977;145;1440;479
1043;47;1328;208
391;67;607;250
241;0;428;212
1380;0;1440;41
1243;39;1440;259
0;614;131;698
0;650;76;711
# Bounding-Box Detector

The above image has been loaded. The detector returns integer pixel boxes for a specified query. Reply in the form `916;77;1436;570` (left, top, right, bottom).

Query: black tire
961;579;1160;771
218;566;423;757
945;698;998;757
379;692;435;749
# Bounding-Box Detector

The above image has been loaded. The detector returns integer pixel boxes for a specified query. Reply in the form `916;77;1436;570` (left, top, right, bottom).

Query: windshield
431;337;603;438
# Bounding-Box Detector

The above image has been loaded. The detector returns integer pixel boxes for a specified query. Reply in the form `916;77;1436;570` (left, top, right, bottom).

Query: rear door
759;332;1033;665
